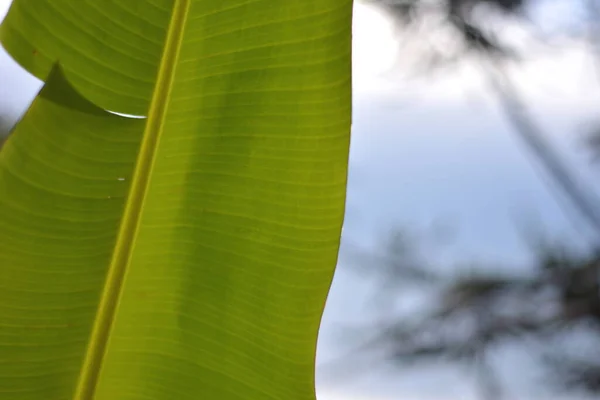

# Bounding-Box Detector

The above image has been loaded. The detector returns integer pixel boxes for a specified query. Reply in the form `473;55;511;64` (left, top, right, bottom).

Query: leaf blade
0;1;353;399
73;2;191;397
0;67;144;399
0;0;172;114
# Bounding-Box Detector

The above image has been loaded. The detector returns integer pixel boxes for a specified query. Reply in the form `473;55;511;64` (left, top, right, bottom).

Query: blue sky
1;1;600;399
320;3;600;399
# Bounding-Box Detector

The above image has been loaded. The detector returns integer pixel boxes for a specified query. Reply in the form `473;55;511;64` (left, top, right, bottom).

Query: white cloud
352;2;399;92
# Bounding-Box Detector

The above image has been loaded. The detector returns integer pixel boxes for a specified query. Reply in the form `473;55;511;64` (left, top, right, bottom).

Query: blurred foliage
365;0;530;77
366;0;586;75
328;3;600;397
367;0;600;238
330;229;600;397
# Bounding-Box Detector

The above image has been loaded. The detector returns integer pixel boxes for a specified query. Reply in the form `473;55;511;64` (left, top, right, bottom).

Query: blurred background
3;0;600;399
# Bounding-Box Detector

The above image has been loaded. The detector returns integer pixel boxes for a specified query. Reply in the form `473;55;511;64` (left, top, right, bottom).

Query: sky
1;1;600;399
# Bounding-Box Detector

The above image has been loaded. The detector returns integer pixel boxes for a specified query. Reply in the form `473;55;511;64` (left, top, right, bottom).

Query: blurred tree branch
323;229;600;398
322;2;600;398
484;63;600;238
367;0;600;242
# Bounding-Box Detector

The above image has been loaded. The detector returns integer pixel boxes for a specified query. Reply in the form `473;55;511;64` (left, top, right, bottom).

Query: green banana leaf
0;1;352;399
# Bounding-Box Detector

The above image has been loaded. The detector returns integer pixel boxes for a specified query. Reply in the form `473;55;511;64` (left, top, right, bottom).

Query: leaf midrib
72;1;190;399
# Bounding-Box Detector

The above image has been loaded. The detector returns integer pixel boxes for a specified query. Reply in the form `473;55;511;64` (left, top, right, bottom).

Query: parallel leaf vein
72;1;191;399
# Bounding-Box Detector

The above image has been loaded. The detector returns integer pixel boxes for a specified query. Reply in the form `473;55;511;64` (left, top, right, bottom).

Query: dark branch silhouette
323;2;600;398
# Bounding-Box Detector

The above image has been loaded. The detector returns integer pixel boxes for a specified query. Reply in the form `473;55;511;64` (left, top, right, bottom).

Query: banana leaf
0;1;353;399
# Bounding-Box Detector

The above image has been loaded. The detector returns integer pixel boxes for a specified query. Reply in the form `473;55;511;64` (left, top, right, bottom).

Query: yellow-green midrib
91;1;352;399
71;1;191;399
